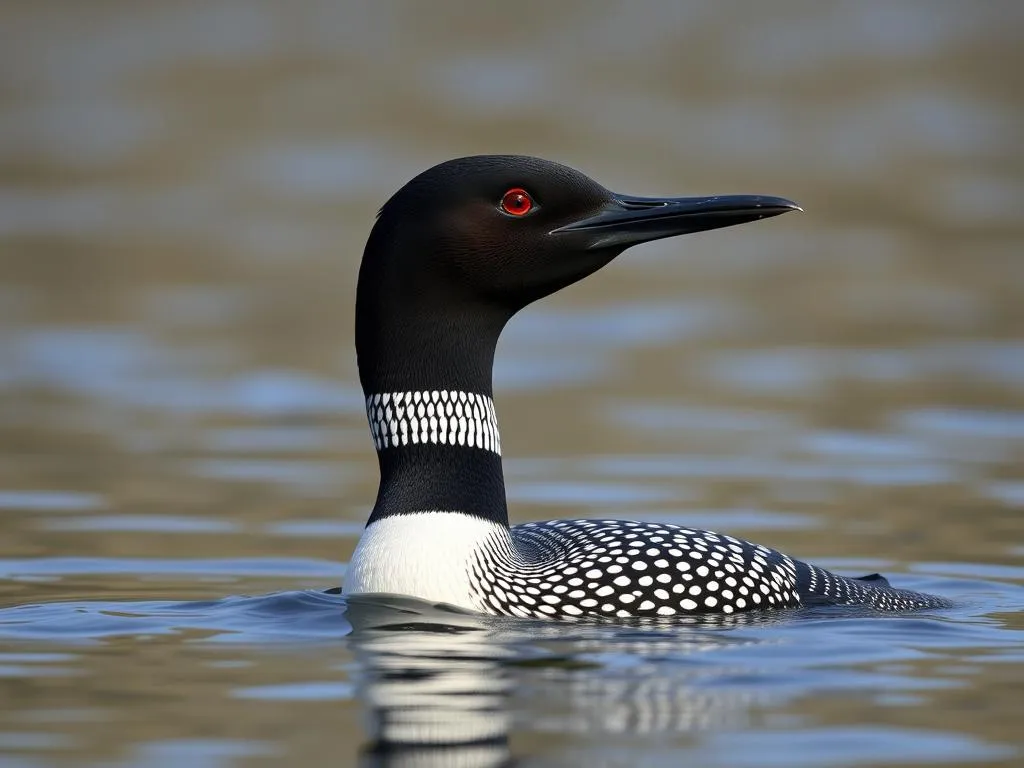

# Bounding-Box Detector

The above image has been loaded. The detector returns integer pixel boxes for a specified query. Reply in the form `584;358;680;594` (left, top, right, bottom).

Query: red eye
500;188;534;217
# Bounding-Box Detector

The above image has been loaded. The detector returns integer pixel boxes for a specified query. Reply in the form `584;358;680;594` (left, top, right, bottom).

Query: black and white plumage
490;520;944;616
348;510;947;618
344;155;950;619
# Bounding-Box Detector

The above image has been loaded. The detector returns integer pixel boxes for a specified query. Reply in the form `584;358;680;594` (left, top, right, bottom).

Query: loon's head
356;155;799;392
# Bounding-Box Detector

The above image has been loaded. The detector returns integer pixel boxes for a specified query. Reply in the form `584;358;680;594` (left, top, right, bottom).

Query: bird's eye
499;188;534;217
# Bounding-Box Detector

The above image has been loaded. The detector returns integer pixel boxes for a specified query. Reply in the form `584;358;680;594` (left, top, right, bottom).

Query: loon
344;155;948;619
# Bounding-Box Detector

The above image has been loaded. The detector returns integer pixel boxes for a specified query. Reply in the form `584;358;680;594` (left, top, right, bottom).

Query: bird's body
344;155;949;618
347;512;939;618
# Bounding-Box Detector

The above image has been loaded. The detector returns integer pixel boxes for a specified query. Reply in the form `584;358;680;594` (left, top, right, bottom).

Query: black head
356;155;799;393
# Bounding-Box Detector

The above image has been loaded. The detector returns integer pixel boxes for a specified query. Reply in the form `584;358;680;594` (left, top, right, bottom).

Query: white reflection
346;595;771;767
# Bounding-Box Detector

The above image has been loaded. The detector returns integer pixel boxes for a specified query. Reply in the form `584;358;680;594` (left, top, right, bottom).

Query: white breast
344;511;507;612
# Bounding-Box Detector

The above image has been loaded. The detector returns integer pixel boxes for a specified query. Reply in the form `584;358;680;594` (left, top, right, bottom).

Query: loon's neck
363;388;507;527
357;297;511;528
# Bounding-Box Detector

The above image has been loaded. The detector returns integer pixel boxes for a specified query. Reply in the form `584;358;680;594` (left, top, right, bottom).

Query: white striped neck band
366;390;501;455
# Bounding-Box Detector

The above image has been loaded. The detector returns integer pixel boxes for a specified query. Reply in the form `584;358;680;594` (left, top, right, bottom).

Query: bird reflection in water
345;594;774;767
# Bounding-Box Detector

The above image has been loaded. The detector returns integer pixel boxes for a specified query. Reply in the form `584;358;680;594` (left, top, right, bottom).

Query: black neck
368;445;507;526
356;232;514;528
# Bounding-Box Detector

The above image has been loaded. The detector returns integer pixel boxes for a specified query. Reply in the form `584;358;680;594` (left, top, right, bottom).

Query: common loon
344;155;948;619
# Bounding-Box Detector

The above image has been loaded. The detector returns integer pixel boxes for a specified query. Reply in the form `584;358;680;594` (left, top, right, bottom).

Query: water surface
1;2;1022;766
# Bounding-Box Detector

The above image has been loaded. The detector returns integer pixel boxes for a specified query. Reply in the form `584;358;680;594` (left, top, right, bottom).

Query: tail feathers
852;573;891;587
797;563;949;611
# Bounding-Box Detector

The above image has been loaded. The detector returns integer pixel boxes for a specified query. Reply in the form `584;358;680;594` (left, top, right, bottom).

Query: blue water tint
507;481;678;506
704;343;1024;395
0;579;1019;767
915;561;1024;584
587;454;958;486
127;738;280;768
691;727;1014;768
0;732;77;751
263;520;364;538
233;681;355;701
606;402;796;434
0;558;344;580
40;516;238;534
0;650;80;679
186;458;345;489
496;302;744;390
0;328;363;415
494;353;609;390
895;408;1024;440
799;430;936;460
0;491;105;513
0;591;351;643
984;481;1024;507
632;508;819;532
505;301;743;349
228;140;421;201
704;347;905;393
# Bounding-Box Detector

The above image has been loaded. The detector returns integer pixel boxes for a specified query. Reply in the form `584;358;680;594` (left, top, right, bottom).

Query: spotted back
467;518;948;619
469;519;800;619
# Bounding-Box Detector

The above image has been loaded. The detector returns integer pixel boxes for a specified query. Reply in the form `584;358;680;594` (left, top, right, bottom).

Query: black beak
551;194;801;249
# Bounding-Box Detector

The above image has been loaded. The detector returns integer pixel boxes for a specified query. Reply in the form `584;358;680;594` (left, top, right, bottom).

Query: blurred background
0;1;1022;766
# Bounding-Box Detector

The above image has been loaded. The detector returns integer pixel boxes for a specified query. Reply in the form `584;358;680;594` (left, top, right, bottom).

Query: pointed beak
551;193;801;249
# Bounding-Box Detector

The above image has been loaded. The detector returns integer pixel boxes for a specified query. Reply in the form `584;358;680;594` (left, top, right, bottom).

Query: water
1;1;1023;766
